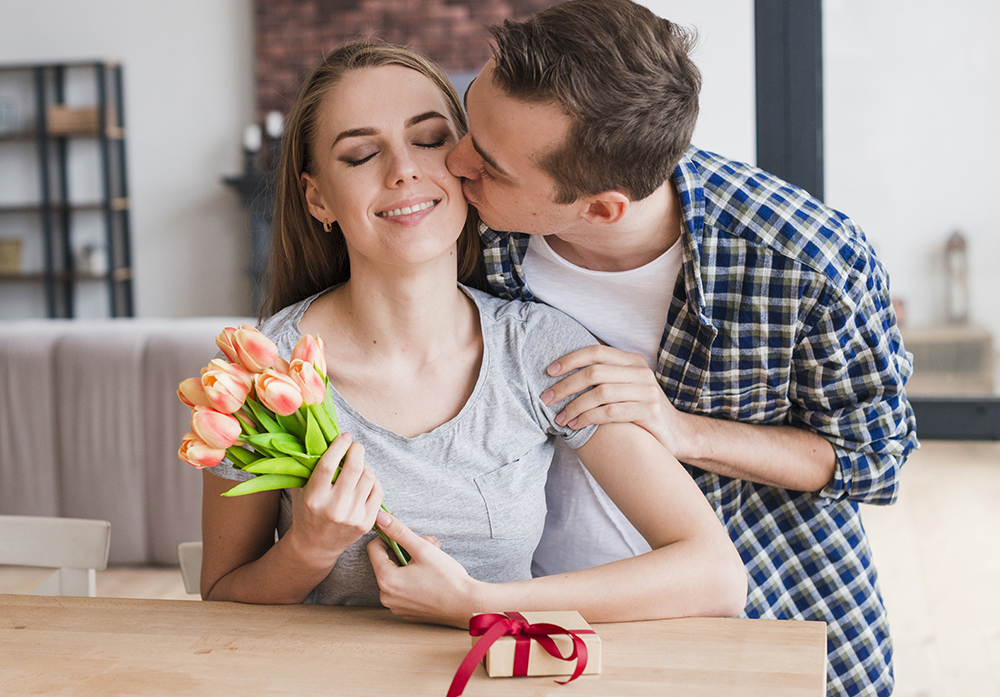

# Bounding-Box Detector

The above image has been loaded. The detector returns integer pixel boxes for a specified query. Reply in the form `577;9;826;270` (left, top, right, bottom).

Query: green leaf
276;411;306;440
287;451;321;467
242;456;313;478
304;408;327;457
311;402;340;443
322;385;341;431
220;473;307;497
244;431;305;455
246;396;282;434
225;445;262;468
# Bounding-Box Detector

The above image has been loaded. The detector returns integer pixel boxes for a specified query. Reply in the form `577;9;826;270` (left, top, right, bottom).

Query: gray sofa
0;316;251;565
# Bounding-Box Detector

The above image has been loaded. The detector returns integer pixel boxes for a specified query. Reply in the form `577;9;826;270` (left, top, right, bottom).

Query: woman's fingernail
555;411;566;425
340;432;352;441
540;389;554;405
567;418;579;429
376;511;392;527
547;362;561;376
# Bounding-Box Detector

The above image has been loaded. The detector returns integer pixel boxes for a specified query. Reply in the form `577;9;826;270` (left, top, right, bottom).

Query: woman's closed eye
342;150;377;167
415;136;447;150
341;136;448;168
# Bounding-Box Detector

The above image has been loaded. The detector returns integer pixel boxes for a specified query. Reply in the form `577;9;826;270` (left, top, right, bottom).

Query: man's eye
478;164;497;182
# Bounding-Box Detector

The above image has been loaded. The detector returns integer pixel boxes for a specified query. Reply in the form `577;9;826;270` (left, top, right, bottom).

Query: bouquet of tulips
177;324;409;565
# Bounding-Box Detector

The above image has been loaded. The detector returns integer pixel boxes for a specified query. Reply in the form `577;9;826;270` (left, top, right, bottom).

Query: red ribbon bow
446;612;593;697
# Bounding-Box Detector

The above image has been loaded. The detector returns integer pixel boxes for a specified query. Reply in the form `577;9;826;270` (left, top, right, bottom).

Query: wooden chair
0;515;110;596
177;541;203;596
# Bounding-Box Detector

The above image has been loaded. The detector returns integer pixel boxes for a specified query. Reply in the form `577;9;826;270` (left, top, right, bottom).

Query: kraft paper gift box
473;610;602;678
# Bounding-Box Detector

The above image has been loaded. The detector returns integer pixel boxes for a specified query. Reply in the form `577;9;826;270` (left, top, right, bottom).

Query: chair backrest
0;515;111;597
177;541;203;596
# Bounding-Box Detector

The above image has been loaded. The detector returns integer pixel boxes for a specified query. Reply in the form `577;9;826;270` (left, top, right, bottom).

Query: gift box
448;611;601;697
475;611;601;677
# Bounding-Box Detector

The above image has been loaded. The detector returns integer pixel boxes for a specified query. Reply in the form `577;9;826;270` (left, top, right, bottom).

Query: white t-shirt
523;234;683;576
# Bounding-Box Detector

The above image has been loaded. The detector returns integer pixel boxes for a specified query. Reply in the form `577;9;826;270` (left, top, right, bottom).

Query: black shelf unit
0;60;133;318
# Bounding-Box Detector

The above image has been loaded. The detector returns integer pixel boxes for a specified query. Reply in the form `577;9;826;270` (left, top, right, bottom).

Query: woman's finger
306;432;353;493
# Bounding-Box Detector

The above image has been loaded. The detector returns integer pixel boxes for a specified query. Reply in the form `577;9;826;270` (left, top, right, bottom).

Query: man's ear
581;191;630;226
301;172;334;225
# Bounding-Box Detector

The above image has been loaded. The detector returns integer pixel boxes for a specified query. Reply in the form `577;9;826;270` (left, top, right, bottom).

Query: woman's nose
386;148;420;187
446;135;480;180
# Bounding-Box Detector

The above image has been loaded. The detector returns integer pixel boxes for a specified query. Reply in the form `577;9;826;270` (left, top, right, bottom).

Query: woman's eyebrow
332;111;448;147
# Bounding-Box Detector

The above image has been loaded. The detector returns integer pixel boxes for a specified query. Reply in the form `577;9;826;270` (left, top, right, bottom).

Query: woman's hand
286;433;384;569
541;345;688;455
368;511;484;629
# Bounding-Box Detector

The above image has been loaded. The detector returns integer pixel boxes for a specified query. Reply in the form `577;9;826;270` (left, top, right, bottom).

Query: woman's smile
376;198;440;220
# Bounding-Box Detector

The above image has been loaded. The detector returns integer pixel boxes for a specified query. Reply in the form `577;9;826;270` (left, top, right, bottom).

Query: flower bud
215;327;240;363
191;406;242;450
292;334;327;376
233;324;279;373
177;377;212;408
201;361;252;414
178;431;227;468
254;368;303;416
289;358;326;405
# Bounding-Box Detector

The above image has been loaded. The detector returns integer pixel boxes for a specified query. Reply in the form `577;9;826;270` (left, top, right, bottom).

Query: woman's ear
301;172;334;226
581;191;629;226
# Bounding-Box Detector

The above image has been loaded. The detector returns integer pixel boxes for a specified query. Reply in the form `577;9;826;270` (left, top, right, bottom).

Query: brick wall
255;0;556;120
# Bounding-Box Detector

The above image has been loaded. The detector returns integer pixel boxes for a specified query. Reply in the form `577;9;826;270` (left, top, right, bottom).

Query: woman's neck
302;259;475;367
299;259;484;438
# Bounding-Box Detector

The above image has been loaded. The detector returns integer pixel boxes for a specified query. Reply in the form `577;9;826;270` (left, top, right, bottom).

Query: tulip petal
234;325;279;373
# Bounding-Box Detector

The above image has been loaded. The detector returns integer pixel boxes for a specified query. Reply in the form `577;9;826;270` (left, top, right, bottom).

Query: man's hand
541;345;688;455
368;512;484;629
541;345;837;492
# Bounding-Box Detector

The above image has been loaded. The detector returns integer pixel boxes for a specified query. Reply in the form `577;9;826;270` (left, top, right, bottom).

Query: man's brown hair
489;0;701;204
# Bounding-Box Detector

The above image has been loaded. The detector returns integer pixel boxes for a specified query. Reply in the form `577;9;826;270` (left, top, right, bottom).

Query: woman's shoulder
256;288;333;355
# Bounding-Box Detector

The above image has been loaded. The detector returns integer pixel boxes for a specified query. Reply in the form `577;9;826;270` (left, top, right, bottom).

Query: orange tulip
289;358;326;405
215;326;240;363
191;406;242;450
233;324;279;373
201;359;252;413
292;334;327;376
177;377;212;408
254;368;303;416
178;431;227;468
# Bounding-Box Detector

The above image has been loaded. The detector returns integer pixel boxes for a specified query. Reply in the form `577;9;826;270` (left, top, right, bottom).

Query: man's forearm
673;412;836;492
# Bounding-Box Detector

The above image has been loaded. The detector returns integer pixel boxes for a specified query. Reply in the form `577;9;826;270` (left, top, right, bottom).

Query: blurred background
1;2;997;695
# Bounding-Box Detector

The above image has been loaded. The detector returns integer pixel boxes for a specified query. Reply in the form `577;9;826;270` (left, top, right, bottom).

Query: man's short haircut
489;0;701;204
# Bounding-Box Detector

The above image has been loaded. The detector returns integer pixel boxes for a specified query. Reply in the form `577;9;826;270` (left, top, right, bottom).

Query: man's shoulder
683;147;877;291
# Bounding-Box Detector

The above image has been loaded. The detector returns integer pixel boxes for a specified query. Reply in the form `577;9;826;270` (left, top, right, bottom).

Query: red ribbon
446;612;594;697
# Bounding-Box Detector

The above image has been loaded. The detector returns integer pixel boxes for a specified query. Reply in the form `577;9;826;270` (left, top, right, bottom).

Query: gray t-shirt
209;285;598;606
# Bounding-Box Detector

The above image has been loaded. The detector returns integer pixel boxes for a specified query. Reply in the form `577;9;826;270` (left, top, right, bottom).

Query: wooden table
0;594;826;696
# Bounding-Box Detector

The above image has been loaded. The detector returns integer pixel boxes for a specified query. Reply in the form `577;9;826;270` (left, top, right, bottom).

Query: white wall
824;0;1000;345
0;0;256;318
639;0;756;164
4;0;997;339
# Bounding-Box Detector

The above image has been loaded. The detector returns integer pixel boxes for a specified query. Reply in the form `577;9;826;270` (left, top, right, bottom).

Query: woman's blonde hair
264;41;484;317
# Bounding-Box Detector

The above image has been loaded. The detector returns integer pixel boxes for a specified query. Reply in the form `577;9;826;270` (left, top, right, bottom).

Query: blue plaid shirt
480;147;918;697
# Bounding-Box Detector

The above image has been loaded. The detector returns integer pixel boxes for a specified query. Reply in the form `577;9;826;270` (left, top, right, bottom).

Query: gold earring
323;220;332;233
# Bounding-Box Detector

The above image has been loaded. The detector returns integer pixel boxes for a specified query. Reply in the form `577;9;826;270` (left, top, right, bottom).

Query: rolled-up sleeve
790;250;918;505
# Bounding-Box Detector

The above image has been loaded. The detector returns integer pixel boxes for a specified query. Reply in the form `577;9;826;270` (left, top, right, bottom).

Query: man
445;1;918;696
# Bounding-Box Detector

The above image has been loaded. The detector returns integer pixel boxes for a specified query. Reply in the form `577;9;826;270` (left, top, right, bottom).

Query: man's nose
447;134;480;180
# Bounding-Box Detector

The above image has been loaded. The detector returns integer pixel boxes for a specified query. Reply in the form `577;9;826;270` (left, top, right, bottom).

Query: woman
201;42;746;628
